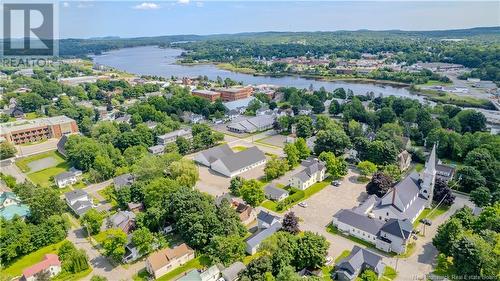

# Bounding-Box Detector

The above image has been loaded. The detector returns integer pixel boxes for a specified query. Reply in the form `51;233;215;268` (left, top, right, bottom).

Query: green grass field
2;240;68;278
413;205;449;227
27;162;71;187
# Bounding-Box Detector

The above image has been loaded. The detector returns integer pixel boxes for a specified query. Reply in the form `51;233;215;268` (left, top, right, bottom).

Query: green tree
229;176;244;196
456;166;486;193
264;157;289;180
451;234;491;277
80;209;103;235
284;143;300;168
240;179;265;207
319;151;347;179
470;187;492;207
347;120;363;138
239;256;273;281
0;142;16;159
175;136;191;155
357;161;377;177
206;235;246;266
293;231;329;269
90;276;107;281
132;227;154;255
294;138;310;160
359;269;378;281
314;128;351;156
167;159;199;188
328;100;341;115
433;218;464;256
216;199;246;237
123;146;147;165
295;116;314;138
102;228;127;261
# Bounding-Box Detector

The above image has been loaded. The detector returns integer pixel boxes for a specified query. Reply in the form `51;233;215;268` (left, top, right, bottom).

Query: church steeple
420;144;437;206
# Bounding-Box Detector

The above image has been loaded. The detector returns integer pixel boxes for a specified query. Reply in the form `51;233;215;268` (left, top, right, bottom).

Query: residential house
148;145;165;155
176;265;221;281
146;243;195;279
54;168;82;188
436;162;455;182
234;202;256;225
257;211;280;229
21;254;61;281
123;241;141;264
245;211;282;254
108;211;136;234
264;184;289;201
145;121;158;129
64;190;93;217
227;115;275;134
182;112;205;124
334;246;385;281
115;114;131;124
289;158;326;190
220;262;246;281
128;202;144;213
114;173;135;191
157;128;192;145
0;191;30;220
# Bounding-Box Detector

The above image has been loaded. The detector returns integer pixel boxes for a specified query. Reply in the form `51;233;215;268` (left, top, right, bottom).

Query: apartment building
0;116;78;145
214;86;253;102
192;89;221;102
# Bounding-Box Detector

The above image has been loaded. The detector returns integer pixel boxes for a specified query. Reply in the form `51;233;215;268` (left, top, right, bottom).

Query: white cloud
77;1;94;9
133;2;160;10
62;2;70;8
178;0;190;4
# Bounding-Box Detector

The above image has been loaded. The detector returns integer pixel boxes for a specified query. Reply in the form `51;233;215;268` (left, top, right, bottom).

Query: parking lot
195;163;266;197
288;169;369;257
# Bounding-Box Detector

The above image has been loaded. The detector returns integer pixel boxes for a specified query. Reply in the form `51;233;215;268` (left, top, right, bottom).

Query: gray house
221;261;246;281
157;128;192;145
65;190;93;217
114;173;135;191
264;184;289;201
334;246;386;281
148;145;165;155
246;211;281;254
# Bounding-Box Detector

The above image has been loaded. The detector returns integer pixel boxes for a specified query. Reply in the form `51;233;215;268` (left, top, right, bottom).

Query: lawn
334;250;351;264
156;255;211;281
381;266;397;281
27;162;70;187
261;179;331;213
2;240;68;278
232;146;248;152
53;268;93;281
413;205;449;227
395;242;416;258
98;186;118;207
25;112;42;120
16;150;66;173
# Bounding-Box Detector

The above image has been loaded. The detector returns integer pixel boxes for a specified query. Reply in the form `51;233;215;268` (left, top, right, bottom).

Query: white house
157;128;192;145
289;158;326;190
54;168;82;188
64;190;93;217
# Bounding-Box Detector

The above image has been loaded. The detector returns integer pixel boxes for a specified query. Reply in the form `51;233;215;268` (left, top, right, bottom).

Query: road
66;223;145;281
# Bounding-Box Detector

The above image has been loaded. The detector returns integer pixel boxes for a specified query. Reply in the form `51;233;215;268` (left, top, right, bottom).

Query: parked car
298;202;308;208
420;219;432;226
332;180;341;187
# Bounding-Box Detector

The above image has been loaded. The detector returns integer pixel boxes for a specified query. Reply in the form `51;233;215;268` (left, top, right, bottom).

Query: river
92;46;427;101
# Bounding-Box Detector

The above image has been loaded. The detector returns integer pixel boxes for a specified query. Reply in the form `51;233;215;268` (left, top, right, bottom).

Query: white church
332;145;438;254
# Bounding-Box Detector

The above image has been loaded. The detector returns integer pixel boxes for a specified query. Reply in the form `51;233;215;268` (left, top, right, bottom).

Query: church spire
420;144;437;206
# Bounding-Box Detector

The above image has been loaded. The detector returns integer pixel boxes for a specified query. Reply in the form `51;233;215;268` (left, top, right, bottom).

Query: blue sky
58;1;500;38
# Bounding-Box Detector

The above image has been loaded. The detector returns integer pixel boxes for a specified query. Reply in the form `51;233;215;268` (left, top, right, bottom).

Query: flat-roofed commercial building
0;116;78;144
192;89;221;102
215;86;253;102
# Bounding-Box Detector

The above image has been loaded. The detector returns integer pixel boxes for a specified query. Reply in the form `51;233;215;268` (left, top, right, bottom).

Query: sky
55;1;500;38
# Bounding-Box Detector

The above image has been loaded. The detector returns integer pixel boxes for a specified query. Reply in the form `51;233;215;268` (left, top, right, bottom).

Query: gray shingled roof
200;144;235;165
218;147;266;173
380;219;413;239
293;159;326;182
333;209;384;235
257;210;280;225
336;246;384;275
246;221;282;249
264;184;289;199
221;262;246;281
57;135;68;156
379;172;421;212
114;174;134;189
64;189;88;202
55;171;76;182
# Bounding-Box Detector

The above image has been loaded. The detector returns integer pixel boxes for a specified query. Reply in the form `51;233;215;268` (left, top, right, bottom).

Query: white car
298;202;308;208
325;256;333;265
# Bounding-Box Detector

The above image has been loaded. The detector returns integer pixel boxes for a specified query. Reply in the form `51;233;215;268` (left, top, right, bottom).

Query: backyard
15;150;85;189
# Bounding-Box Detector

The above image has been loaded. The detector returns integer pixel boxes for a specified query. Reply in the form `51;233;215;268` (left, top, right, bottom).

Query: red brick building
191;89;221;102
0;116;79;145
214;86;254;102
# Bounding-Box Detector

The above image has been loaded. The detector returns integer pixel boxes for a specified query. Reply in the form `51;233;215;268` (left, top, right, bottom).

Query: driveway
15;139;59;157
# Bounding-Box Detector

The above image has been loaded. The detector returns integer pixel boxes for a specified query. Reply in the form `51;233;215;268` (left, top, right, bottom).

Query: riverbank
415;88;495;109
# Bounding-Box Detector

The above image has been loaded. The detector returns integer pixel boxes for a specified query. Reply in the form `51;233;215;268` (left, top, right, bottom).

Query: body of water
92;46;425;101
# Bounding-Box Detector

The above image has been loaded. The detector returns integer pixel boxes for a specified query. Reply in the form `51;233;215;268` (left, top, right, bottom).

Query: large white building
194;144;267;177
332;145;439;254
289;158;326;190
